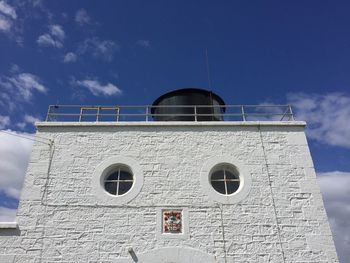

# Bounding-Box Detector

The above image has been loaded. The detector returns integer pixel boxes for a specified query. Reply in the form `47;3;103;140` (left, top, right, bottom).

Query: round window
210;164;240;195
104;166;133;196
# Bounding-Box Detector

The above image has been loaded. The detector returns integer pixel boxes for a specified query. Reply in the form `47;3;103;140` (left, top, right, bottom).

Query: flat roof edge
0;222;18;229
36;121;306;128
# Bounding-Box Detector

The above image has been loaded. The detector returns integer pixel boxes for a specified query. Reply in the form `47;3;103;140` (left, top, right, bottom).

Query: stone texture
0;122;338;262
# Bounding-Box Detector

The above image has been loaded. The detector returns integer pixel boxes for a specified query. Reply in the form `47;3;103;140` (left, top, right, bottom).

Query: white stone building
0;89;339;262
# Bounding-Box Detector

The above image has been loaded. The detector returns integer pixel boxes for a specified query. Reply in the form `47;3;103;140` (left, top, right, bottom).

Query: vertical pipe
258;125;286;263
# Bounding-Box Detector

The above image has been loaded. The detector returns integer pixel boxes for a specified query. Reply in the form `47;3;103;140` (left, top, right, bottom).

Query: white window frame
92;156;143;204
200;156;252;204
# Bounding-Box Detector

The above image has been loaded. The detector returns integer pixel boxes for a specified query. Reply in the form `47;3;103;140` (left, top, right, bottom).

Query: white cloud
0;115;10;128
16;122;26;129
79;37;119;61
63;52;77;63
16;114;41;129
0;207;17;222
37;34;62;48
0;1;16;19
25;114;41;125
317;171;350;262
0;14;11;31
37;24;65;48
7;73;46;100
0;1;16;33
0;72;47;108
75;8;90;25
0;130;34;200
136;40;151;48
288;92;350;148
10;63;20;73
50;24;65;40
0;92;14;112
75;79;122;96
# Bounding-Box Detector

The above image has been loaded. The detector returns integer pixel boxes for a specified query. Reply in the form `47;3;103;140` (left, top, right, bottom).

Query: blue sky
0;0;349;261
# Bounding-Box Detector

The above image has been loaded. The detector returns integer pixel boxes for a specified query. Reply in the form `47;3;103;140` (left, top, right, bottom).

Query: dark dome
151;88;225;121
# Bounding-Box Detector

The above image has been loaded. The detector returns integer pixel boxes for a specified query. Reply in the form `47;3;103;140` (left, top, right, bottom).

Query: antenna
205;48;212;91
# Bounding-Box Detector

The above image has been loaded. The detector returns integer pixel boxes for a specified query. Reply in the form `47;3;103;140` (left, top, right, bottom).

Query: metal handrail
45;104;295;122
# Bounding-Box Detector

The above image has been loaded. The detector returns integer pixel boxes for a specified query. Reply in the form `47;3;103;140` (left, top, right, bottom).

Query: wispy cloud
0;15;11;31
75;8;90;26
0;1;17;19
50;24;65;39
16;114;41;129
288;92;350;148
78;37;119;61
74;78;122;96
0;115;10;129
136;40;151;48
0;1;16;32
10;63;20;73
5;73;46;100
37;34;62;48
0;130;34;200
0;71;47;111
24;114;41;124
63;52;77;63
317;171;350;262
37;24;65;48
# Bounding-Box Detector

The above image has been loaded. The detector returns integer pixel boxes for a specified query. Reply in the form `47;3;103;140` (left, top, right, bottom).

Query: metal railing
45;104;295;122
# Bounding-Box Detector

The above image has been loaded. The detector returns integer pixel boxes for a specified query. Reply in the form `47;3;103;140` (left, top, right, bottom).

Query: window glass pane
103;166;134;196
211;180;226;194
210;164;241;195
105;182;118;195
106;171;119;181
211;170;224;180
225;170;238;180
118;181;133;195
226;181;240;194
119;171;133;181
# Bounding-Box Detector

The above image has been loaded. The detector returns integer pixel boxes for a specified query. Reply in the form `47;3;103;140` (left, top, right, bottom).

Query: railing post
116;107;120;122
280;107;287;121
145;106;149;122
79;107;83;122
96;106;100;122
194;105;197;122
289;104;294;121
241;105;246;121
45;105;52;122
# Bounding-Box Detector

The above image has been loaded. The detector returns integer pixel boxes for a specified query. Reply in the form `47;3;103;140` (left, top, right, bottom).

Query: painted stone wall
0;122;338;262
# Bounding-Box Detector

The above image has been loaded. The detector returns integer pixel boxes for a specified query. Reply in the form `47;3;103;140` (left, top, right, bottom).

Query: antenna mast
205;48;212;91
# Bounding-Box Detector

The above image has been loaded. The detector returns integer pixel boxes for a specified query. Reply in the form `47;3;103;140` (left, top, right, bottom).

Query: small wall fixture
128;247;138;262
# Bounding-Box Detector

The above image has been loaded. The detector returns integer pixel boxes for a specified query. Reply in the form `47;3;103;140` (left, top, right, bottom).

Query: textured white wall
0;122;338;262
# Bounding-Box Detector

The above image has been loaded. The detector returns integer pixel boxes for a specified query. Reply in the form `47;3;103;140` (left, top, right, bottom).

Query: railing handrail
45;104;295;122
46;104;291;108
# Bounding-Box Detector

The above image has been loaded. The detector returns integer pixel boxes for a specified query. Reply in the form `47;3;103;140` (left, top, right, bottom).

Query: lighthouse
0;88;338;262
